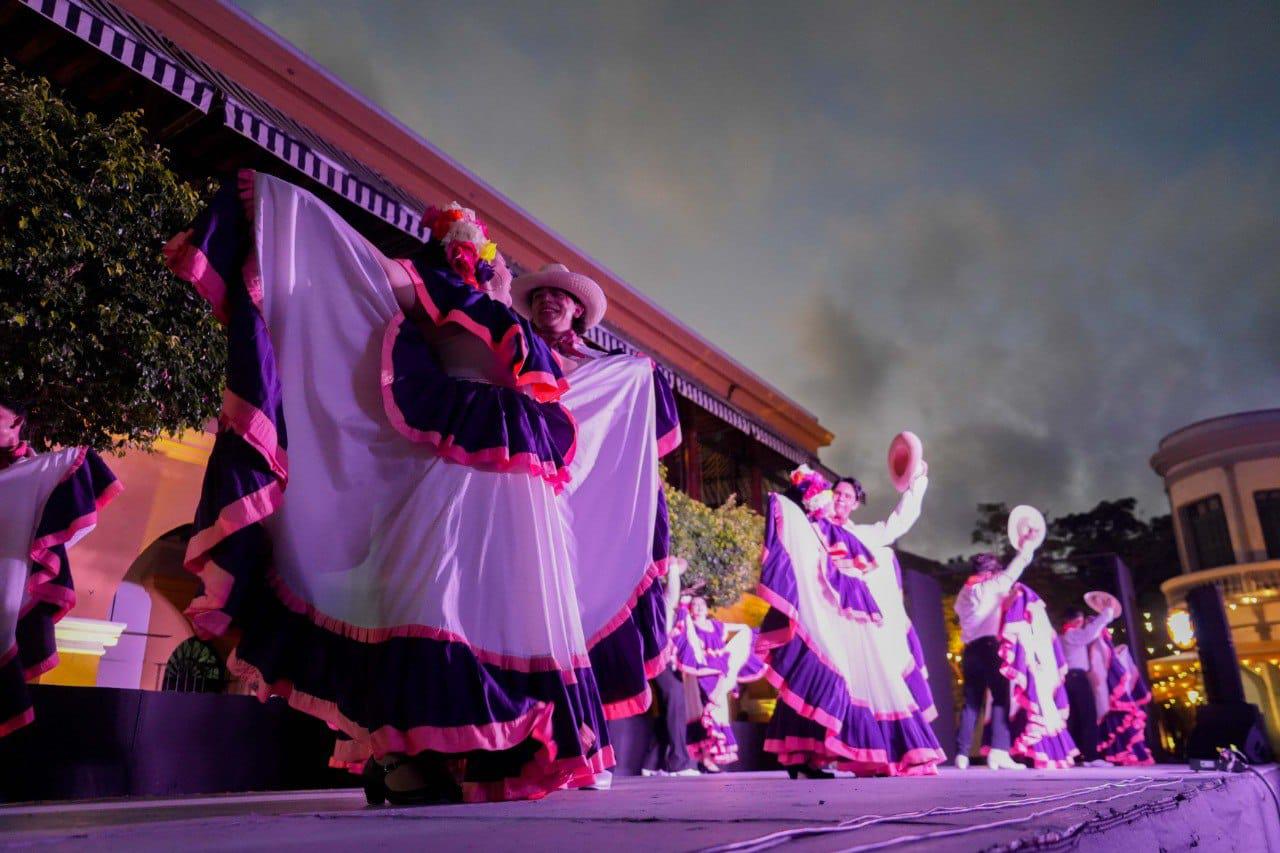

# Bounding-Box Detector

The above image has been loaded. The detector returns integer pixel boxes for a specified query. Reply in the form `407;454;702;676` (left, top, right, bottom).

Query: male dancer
1061;604;1120;767
953;544;1038;770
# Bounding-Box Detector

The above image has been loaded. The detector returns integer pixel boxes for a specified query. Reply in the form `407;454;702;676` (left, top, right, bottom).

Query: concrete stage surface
2;767;1278;852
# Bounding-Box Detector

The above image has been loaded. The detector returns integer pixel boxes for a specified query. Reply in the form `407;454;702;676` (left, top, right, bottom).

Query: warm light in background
1167;610;1196;650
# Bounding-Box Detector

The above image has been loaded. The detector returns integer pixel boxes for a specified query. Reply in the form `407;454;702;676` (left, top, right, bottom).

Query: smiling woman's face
832;481;860;522
531;287;583;335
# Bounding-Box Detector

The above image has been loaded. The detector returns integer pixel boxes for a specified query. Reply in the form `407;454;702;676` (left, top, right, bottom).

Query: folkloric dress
1;446;121;736
1091;633;1155;766
545;340;683;720
756;477;945;776
163;172;674;802
986;583;1079;768
671;611;767;767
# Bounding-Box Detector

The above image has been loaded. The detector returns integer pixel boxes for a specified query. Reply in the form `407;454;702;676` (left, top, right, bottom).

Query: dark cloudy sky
236;0;1280;557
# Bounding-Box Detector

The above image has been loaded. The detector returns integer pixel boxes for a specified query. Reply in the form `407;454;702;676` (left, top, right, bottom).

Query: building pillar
1167;485;1195;574
684;418;702;502
1223;463;1254;563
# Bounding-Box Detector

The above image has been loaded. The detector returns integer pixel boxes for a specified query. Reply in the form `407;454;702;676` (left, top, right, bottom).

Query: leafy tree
664;470;764;608
954;497;1180;650
0;61;221;451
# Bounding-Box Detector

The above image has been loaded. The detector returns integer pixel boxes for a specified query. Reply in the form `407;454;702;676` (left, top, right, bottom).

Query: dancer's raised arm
851;469;928;549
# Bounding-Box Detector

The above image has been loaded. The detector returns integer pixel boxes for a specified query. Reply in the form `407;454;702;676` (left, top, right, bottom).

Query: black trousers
956;636;1011;754
649;668;695;772
1064;669;1100;761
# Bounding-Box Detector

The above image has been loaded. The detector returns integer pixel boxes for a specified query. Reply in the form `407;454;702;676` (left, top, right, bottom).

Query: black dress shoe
363;756;463;806
786;766;835;780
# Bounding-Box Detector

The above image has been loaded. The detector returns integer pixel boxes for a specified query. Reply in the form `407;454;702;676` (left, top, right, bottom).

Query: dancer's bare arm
664;559;684;630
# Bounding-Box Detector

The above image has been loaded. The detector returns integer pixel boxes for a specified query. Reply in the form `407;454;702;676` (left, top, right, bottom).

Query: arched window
162;638;225;693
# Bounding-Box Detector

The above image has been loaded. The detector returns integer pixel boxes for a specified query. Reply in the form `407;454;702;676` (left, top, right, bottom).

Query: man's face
531;288;583;335
832;482;860;522
0;404;24;449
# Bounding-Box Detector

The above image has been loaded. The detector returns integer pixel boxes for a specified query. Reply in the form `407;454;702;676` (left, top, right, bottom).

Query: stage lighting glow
1167;610;1197;650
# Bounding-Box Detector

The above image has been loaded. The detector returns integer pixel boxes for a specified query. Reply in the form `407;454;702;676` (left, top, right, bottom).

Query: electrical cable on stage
700;776;1176;853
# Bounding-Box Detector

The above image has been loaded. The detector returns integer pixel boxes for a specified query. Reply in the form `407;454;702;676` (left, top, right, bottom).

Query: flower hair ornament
423;202;500;287
790;465;835;519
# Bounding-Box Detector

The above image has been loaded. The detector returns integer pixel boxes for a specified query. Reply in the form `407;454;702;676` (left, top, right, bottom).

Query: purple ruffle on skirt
231;571;613;802
381;315;578;491
815;523;883;624
756;496;944;776
1;449;120;737
1097;632;1154;766
687;714;738;766
405;246;568;404
672;616;737;767
652;367;681;457
989;584;1080;769
163;172;613;801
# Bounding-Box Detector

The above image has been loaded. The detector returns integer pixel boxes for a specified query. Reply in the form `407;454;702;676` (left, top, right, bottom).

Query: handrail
1162;560;1280;608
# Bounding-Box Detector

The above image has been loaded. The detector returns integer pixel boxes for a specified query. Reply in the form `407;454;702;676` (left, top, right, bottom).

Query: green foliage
0;61;221;451
663;471;764;608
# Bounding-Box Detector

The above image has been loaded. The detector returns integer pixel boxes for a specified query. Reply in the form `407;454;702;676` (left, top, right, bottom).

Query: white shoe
583;771;613;790
669;768;701;777
1084;759;1111;768
640;769;664;777
987;749;1026;770
954;754;970;770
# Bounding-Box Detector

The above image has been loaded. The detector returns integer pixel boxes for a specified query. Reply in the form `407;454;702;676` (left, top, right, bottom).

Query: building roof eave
113;0;833;455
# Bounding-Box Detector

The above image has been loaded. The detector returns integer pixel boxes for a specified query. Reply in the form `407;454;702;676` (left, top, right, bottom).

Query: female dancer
672;596;767;771
757;461;945;778
1096;641;1155;765
511;264;682;723
986;578;1079;768
164;173;664;804
0;396;121;736
1063;598;1154;767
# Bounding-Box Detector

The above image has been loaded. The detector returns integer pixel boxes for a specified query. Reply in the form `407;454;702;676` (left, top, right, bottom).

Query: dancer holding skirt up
510;265;682;724
0;397;121;737
163;173;668;804
1067;591;1154;766
757;442;944;779
671;596;767;771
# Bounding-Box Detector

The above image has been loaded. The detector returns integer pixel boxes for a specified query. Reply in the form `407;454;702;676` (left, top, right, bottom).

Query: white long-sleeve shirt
1061;612;1112;671
954;548;1035;644
847;475;928;550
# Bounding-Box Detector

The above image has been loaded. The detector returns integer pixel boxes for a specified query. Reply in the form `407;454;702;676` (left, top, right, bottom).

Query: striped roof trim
584;326;810;466
24;0;817;468
22;0;215;111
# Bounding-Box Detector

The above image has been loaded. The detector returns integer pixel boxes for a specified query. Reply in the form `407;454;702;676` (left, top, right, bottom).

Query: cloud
237;0;1280;555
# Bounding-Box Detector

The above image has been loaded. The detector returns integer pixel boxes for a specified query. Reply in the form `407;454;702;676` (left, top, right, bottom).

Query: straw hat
1007;504;1046;552
886;431;924;492
511;263;607;329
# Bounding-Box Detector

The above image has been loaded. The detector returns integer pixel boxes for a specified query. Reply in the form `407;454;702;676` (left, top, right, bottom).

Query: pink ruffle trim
0;707;35;739
231;654;612;802
401;262;569;405
656;424;682;459
379;314;575;492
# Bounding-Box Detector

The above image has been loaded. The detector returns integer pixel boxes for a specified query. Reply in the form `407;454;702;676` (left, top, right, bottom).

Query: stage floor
2;766;1278;852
